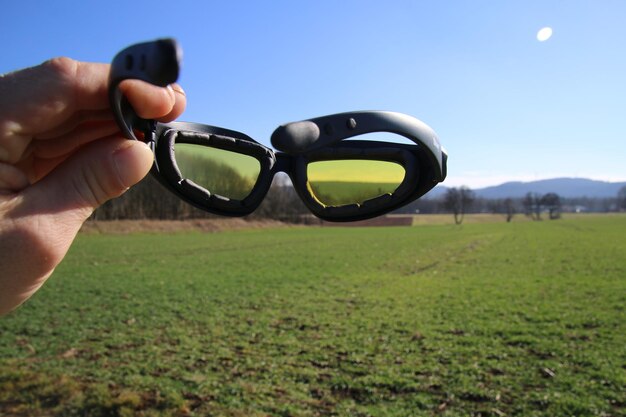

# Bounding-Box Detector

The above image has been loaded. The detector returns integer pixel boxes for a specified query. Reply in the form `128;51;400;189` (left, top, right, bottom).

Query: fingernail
171;84;186;96
166;85;176;98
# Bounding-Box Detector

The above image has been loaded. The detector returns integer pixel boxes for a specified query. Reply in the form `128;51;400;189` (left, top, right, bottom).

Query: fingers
119;80;186;121
32;120;120;159
0;58;186;166
163;83;187;121
0;129;31;165
18;136;154;220
0;163;30;192
0;58;109;164
33;109;113;140
29;81;186;161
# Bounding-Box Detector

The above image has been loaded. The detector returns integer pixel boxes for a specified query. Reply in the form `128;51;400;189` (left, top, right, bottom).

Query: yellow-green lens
307;160;405;206
175;144;260;200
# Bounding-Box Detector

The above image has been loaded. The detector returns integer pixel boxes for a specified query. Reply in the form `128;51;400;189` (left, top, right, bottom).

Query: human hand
0;57;186;315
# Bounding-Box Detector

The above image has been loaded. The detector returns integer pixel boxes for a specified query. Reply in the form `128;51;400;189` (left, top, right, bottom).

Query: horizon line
440;175;626;189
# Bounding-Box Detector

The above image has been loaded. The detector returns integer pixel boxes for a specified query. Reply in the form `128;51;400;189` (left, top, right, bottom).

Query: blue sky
2;1;624;188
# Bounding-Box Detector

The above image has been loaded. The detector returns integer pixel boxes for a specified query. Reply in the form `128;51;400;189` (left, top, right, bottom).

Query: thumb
20;137;153;230
0;138;153;315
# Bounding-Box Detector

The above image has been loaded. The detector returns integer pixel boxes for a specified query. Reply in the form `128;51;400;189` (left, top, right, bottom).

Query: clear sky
2;0;624;188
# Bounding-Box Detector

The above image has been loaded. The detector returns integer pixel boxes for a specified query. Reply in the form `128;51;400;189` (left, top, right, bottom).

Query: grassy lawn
1;215;624;416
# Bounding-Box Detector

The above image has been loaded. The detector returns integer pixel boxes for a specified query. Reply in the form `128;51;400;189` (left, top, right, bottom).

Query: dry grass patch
79;218;289;235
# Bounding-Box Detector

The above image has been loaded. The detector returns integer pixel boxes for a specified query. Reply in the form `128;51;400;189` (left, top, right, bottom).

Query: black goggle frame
108;39;447;222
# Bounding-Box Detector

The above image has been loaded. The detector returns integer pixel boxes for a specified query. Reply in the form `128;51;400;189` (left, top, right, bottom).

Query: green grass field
1;215;624;416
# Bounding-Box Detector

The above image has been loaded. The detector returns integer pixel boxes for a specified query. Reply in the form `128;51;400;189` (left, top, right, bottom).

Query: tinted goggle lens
307;159;406;206
174;143;260;201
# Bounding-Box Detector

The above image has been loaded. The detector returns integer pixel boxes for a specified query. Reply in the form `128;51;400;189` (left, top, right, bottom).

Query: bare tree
443;186;474;224
503;198;516;222
541;192;562;219
523;192;542;221
618;186;626;212
488;198;516;222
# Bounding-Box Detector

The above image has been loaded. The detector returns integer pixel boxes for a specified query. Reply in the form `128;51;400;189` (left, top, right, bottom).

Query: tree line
93;176;626;224
400;185;626;224
92;174;308;223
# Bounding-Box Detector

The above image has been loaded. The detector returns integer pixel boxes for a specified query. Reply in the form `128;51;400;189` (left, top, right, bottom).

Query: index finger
0;58;186;164
119;80;186;122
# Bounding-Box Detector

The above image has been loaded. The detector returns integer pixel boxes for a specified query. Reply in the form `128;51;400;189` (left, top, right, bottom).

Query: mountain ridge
425;177;626;199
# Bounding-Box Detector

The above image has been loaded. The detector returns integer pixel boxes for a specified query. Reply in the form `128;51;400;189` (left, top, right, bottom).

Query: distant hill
424;178;626;199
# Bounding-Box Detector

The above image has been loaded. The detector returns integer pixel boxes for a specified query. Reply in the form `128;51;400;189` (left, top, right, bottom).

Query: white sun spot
537;27;553;42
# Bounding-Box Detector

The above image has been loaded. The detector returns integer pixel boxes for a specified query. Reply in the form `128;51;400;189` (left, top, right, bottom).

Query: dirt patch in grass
79;218;290;234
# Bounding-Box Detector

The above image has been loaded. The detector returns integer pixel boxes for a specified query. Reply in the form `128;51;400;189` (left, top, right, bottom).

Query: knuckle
41;56;78;79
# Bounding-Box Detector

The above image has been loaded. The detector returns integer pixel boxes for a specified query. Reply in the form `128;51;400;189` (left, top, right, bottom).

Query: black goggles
108;39;447;222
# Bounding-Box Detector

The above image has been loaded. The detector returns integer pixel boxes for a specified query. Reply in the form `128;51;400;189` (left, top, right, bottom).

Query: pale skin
0;57;186;316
